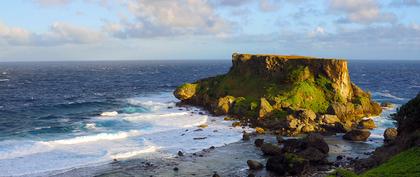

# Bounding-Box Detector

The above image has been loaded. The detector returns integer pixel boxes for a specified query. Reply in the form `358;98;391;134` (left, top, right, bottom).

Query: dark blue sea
0;60;419;175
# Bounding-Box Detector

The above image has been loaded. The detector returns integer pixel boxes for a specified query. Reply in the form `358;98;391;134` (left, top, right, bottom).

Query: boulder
358;119;376;129
343;129;371;141
283;139;306;153
322;122;350;133
320;114;340;124
266;154;309;176
384;128;397;142
247;160;264;170
381;102;394;108
254;139;264;147
298;147;327;162
259;98;273;118
296;109;317;122
232;121;241;127
276;135;285;144
213;96;235;115
173;83;197;100
261;143;282;156
304;133;329;154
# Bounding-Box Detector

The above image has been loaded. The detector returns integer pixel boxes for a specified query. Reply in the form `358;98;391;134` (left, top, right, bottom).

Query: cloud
214;0;252;7
259;0;280;12
329;0;396;24
0;22;103;46
107;0;232;38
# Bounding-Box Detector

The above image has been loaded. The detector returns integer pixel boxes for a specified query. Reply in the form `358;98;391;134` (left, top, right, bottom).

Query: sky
0;0;419;61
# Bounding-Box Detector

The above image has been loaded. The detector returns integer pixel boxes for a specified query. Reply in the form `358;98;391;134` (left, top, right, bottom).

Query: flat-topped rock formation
174;53;382;135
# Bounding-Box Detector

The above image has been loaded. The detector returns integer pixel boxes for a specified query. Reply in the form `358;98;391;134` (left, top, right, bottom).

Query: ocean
0;60;419;176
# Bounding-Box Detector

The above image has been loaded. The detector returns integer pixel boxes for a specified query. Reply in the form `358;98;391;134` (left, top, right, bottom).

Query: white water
0;92;246;177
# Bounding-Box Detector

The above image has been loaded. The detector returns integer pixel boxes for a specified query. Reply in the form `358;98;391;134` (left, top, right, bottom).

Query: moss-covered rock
173;53;382;135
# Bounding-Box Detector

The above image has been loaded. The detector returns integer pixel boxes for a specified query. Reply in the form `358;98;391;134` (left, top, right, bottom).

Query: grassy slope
329;147;420;177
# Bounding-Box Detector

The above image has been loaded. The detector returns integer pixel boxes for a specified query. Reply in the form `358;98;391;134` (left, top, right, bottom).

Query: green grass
328;147;420;177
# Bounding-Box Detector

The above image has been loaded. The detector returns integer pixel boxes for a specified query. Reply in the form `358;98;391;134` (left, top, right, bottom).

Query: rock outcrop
354;93;420;172
174;53;382;135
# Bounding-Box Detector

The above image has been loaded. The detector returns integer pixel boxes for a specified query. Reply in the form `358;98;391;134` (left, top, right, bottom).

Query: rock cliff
174;53;382;135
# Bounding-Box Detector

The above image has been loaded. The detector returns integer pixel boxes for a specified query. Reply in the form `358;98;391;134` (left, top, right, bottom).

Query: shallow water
0;60;419;176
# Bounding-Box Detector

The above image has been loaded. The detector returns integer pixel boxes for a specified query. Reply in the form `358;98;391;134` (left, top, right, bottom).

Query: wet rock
343;129;371;141
173;167;179;171
177;151;184;156
261;143;282;156
193;137;207;140
336;155;343;161
247;160;264;170
194;129;203;132
243;132;251;141
276;135;285;144
358;119;376;129
381;102;394;108
224;117;234;121
197;124;208;128
298;147;327;162
247;174;255;177
214;96;235;115
254;139;264;147
212;173;220;177
305;133;329;154
283;139;306;153
384;128;397;142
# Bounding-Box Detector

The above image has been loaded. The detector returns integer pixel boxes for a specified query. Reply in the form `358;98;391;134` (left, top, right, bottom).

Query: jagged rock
283;139;306;153
174;53;382;135
384;128;397;142
259;98;273;119
301;124;315;133
214;96;235;115
232;122;241;127
381;102;394;108
254;139;264;147
174;83;197;100
296;109;317;122
266;153;309;176
358;119;376;129
343;129;371;141
320;114;340;124
247;160;264;170
261;143;282;156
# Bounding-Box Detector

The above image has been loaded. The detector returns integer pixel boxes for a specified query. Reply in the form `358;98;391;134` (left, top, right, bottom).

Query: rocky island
174;53;382;136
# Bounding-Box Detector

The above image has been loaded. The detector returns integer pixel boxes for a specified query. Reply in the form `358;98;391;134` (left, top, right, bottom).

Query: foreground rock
174;53;381;135
354;93;420;172
343;129;371;141
247;160;263;170
266;154;309;176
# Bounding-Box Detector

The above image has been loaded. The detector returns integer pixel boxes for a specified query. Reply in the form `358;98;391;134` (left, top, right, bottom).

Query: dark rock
212;173;220;177
336;155;343;160
343;129;371;141
243;132;250;141
173;167;179;171
261;143;282;156
305;133;329;154
210;146;215;149
177;151;184;156
193;137;207;140
276;135;285;144
298;147;327;162
247;160;264;170
254;139;264;147
266;154;309;176
384;128;397;142
283;139;306;153
247;174;255;177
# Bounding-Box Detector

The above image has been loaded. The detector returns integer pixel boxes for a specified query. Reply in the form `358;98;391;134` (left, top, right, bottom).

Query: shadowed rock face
174;53;381;135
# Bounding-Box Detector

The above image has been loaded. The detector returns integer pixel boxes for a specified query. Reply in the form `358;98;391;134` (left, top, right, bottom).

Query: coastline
49;104;397;177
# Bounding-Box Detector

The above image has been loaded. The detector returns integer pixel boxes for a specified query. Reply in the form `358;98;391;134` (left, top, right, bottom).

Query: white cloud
108;0;232;38
259;0;280;12
329;0;396;24
0;22;103;46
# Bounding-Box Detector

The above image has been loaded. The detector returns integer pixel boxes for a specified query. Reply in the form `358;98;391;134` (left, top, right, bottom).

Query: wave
372;92;404;100
110;146;157;159
49;130;140;145
0;78;9;82
100;111;118;117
